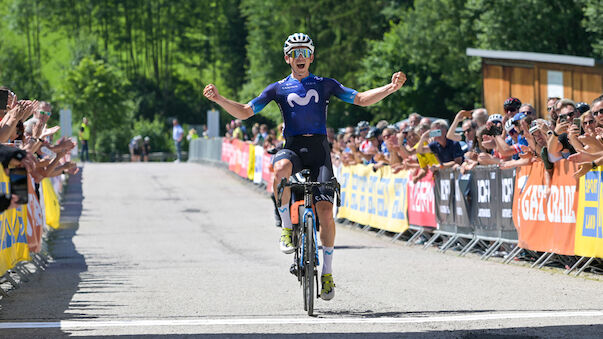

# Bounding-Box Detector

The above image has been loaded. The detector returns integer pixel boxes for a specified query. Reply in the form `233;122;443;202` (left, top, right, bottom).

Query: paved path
1;162;602;337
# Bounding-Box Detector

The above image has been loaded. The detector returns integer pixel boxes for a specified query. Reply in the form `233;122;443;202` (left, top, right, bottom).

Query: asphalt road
1;162;603;338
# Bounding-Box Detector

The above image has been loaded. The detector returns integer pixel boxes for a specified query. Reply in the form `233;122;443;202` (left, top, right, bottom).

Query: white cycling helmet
283;33;315;55
487;114;503;123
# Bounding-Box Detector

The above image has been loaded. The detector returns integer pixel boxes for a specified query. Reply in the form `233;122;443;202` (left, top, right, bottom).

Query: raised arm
203;84;254;120
353;72;406;107
446;110;471;142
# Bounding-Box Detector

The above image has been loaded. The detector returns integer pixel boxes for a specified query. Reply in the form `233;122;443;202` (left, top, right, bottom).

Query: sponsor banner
513;161;577;255
26;175;44;253
454;171;472;229
499;168;517;234
228;139;241;174
237;140;249;178
261;152;273;184
221;138;232;163
0;166;30;276
434;169;455;228
338;165;409;233
42;178;61;230
470;166;498;236
253;146;264;184
407;169;437;228
574;167;603;258
247;144;255;181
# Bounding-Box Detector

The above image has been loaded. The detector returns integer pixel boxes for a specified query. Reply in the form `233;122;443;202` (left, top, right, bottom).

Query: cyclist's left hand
390;71;406;91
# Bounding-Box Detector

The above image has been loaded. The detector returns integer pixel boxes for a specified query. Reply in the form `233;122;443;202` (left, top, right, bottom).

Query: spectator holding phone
79;117;91;162
417;119;465;169
546;99;578;163
447;109;477;151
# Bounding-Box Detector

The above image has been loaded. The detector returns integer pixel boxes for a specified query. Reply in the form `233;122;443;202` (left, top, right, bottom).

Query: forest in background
0;0;601;157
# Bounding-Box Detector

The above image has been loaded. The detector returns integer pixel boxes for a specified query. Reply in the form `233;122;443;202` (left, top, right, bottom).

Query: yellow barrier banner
337;164;409;233
42;178;61;229
0;166;31;275
247;144;255;181
575;167;603;258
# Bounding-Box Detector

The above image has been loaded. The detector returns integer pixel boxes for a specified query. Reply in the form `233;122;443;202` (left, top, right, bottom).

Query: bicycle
277;169;340;316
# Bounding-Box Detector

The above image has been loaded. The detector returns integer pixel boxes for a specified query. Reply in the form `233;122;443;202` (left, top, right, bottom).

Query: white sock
322;246;334;275
278;205;293;230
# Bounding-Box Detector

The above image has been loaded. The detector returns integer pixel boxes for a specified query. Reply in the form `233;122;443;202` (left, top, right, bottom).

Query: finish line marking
2;310;603;329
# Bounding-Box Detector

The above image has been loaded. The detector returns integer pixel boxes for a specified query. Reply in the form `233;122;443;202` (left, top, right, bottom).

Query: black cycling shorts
273;135;334;204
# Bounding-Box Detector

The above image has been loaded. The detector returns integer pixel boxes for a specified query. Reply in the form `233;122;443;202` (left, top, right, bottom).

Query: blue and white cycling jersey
248;73;358;137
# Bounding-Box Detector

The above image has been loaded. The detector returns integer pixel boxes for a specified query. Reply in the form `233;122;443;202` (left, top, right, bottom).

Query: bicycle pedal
289;264;298;276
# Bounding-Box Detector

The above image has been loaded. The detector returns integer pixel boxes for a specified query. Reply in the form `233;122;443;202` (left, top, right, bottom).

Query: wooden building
466;48;603;118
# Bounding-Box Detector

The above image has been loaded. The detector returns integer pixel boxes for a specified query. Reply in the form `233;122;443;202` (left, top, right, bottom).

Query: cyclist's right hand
203;84;220;102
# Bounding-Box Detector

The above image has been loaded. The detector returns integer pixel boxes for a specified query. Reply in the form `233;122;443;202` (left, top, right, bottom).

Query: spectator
129;135;143;162
143;136;151;162
591;95;603;127
576;102;590;115
417;119;465;169
408;113;422;128
202;124;209;138
187;128;199;141
547;99;578;163
232;119;244;140
254;124;269;146
472;108;488;127
519;104;536;117
546;97;561;116
446;110;477;151
503;97;522;121
172;119;184;163
79;117;91;162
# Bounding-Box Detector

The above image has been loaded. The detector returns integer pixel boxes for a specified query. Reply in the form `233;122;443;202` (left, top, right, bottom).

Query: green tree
581;0;603;59
57;57;134;155
360;0;480;123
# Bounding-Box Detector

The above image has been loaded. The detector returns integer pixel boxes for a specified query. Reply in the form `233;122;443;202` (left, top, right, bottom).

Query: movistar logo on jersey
287;89;319;107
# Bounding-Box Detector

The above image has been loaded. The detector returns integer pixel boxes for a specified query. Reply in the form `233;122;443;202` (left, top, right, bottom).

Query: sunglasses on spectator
40;111;51;116
463;128;472;133
504;107;518;112
584;120;595;126
288;48;312;59
593;109;603;116
547;106;554;112
519;110;533;115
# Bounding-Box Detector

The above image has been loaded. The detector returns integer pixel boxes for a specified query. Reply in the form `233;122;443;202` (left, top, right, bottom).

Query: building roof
466;48;595;67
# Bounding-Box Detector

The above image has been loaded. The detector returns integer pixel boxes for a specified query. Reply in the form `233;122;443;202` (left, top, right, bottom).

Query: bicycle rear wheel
302;214;315;316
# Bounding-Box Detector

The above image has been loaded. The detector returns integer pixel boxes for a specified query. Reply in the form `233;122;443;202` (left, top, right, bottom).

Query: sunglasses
519;110;533;115
593;109;603;116
504;107;518;112
288;48;312;59
547;106;554;112
463;128;472;133
584;120;595;125
40;111;52;116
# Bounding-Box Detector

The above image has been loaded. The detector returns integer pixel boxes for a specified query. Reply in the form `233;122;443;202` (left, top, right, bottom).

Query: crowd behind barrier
0;86;77;295
190;135;603;275
0;169;64;293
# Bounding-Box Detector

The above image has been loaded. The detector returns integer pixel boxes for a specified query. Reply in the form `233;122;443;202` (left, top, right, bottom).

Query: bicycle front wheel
302;214;315;316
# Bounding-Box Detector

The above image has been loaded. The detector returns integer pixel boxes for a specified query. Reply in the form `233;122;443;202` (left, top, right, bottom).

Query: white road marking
1;310;603;329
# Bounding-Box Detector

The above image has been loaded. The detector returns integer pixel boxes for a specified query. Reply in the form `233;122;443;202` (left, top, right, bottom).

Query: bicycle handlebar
276;177;341;208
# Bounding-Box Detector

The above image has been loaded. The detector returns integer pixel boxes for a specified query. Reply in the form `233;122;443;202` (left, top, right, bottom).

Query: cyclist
203;33;406;301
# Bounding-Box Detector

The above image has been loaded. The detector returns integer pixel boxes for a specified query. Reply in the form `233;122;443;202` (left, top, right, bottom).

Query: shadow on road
0;168;87;337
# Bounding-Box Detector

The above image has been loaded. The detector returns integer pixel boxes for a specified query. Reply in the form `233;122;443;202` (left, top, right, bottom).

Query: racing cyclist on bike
203;33;406;301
